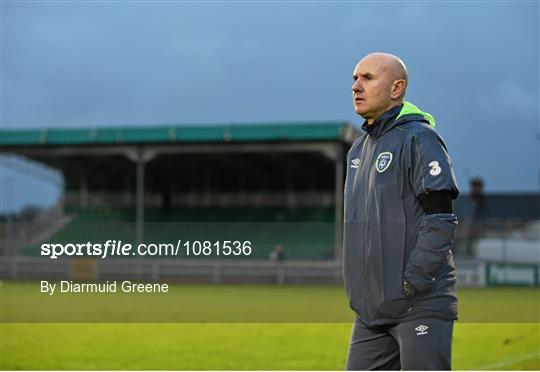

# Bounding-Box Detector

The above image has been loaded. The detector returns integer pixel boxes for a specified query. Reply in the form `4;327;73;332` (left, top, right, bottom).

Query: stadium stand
1;122;355;262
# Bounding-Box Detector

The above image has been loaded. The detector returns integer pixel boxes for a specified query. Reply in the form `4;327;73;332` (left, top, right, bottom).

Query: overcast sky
1;2;539;212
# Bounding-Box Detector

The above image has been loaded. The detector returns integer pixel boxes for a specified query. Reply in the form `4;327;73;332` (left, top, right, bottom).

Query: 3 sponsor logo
428;160;442;176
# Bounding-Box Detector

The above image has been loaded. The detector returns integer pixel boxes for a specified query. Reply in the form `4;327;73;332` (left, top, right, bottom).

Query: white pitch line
479;351;540;370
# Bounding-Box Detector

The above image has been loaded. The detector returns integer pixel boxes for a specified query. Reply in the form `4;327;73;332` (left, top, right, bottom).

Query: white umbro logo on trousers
415;324;429;336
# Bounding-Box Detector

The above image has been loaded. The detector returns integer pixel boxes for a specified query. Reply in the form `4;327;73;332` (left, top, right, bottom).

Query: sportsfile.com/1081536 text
40;240;253;259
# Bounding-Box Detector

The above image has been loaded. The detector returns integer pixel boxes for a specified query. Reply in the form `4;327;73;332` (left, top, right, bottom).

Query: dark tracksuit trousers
346;316;454;370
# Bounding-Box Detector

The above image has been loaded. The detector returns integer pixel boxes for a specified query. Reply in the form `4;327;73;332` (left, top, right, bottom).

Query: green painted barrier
486;263;540;286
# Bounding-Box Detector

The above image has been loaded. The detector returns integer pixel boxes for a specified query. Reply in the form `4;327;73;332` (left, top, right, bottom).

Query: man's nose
352;81;363;93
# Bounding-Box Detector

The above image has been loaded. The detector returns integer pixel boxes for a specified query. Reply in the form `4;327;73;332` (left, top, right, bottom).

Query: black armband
418;191;454;214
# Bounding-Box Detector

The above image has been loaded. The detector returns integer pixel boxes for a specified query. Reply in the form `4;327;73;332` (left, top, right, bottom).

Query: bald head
360;52;408;91
352;52;409;123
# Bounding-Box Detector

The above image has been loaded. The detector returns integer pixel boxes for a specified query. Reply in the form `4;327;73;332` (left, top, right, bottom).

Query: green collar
396;101;436;127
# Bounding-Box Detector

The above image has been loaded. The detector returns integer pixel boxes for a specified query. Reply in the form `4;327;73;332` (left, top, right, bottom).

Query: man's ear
391;79;406;100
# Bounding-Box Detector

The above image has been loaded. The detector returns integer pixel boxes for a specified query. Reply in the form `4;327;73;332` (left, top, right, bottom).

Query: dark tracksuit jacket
343;101;459;327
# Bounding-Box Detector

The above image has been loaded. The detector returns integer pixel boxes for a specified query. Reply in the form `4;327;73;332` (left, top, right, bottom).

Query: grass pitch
1;281;539;370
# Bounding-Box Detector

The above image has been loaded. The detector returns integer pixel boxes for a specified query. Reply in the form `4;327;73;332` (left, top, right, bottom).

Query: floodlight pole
123;146;158;247
135;146;145;246
79;175;88;208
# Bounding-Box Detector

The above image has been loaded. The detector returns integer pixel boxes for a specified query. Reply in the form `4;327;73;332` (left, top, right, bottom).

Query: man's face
352;57;395;121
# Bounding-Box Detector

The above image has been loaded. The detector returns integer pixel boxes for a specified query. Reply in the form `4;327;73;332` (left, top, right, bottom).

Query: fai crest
375;152;393;173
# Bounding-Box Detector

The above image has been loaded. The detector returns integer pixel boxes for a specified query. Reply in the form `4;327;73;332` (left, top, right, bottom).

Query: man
343;52;459;370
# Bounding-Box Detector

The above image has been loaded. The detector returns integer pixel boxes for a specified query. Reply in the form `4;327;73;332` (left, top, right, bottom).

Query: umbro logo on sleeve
351;159;360;168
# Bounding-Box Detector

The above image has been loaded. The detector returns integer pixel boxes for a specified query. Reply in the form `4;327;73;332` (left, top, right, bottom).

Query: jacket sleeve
403;213;458;294
403;127;459;294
